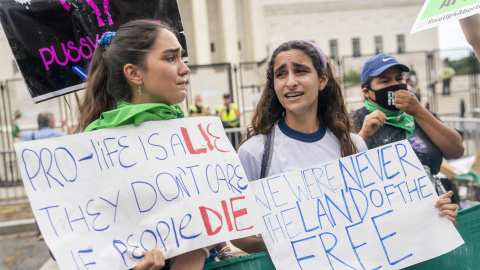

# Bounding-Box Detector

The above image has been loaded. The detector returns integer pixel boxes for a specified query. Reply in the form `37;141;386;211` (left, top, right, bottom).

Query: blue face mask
368;84;407;111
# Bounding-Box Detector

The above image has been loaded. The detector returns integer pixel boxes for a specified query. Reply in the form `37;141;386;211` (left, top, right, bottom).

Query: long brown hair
240;40;358;156
75;20;178;132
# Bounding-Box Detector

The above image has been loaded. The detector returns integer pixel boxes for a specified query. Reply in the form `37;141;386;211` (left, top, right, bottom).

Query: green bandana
84;102;185;132
365;100;415;138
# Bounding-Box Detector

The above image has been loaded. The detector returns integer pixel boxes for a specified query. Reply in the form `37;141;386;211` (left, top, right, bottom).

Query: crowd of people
13;14;480;269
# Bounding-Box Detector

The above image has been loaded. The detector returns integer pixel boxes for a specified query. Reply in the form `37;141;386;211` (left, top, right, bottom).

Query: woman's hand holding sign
133;249;165;270
170;246;216;270
435;190;458;226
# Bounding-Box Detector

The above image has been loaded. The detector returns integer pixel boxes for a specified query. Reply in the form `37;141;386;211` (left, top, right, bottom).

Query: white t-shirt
238;119;368;182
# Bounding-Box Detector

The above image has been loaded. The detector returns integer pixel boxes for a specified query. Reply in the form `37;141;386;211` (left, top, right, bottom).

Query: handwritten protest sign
411;0;480;33
0;0;187;103
250;140;464;270
14;117;259;269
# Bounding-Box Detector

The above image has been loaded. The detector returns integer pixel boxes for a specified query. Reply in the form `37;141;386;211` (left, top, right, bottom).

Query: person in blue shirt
12;111;72;140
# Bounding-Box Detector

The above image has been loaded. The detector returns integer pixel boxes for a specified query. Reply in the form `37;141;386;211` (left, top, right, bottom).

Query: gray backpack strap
260;127;275;179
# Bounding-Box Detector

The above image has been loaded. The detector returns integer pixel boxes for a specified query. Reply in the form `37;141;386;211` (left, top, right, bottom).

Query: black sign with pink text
0;0;187;103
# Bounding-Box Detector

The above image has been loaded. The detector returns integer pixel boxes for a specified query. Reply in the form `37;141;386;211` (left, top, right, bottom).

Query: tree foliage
344;69;362;87
446;54;480;75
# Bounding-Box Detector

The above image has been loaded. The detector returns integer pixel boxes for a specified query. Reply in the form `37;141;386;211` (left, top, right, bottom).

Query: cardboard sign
0;0;188;103
250;140;464;270
14;117;259;269
411;0;480;33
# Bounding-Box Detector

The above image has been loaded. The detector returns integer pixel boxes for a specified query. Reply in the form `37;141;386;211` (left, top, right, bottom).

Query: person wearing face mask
351;54;464;180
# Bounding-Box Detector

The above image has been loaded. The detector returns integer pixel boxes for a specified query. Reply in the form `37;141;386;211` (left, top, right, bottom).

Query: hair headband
97;31;116;47
279;40;327;70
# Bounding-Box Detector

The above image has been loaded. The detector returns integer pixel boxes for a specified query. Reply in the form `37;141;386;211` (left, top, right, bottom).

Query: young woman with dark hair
238;40;366;182
232;40;459;254
232;40;368;253
76;19;214;270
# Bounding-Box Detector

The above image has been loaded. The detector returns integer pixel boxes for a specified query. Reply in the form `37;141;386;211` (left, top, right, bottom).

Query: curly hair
239;40;359;157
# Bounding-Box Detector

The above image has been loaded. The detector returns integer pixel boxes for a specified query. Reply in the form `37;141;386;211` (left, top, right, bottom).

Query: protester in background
460;13;480;62
75;19;216;270
350;53;463;223
406;77;421;101
216;93;241;148
232;40;368;253
441;61;455;96
12;111;72;140
406;64;418;87
189;95;211;116
216;93;240;128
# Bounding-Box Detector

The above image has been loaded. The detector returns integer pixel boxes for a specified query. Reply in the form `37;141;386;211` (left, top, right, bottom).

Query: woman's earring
138;85;142;96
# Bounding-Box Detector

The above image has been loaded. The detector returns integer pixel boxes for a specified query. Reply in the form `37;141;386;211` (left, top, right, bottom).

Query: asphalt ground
0;231;50;270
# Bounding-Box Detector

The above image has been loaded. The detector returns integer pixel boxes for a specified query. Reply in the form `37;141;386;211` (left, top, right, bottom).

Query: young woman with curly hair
232;40;367;253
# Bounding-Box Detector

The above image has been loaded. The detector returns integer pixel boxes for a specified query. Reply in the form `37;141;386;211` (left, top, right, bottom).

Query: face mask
368;84;407;111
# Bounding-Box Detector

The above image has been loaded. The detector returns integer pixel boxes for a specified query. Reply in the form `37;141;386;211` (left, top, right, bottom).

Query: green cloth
84;102;184;132
11;124;20;137
455;171;480;184
365;100;415;138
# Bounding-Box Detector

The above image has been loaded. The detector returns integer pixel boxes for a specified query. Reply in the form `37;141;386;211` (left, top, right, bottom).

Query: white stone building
180;0;437;65
0;0;440;129
178;0;439;118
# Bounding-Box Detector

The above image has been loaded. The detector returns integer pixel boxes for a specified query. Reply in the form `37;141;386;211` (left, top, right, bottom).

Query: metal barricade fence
441;117;480;157
223;119;480;158
0;149;27;206
1;120;478;206
224;127;246;150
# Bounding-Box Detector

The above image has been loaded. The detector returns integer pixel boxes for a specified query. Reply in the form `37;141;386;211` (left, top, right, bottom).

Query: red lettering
222;200;233;232
198;124;214;151
230;196;253;231
207;123;229;153
181;127;207;154
200;196;253;236
199;206;223;236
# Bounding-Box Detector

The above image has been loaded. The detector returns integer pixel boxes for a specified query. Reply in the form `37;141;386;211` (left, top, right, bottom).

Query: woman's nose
179;60;190;76
286;74;298;88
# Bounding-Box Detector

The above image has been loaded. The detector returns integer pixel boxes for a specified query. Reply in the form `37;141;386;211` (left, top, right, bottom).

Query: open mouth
286;92;304;99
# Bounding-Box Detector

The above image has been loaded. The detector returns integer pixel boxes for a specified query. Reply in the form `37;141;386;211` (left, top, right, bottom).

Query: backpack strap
260;127;275;179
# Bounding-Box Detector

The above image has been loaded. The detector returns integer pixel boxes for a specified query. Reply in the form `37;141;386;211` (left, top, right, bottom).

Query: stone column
191;0;211;64
246;0;267;61
219;0;239;64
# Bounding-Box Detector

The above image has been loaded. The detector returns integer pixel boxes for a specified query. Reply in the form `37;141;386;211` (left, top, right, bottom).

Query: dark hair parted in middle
76;20;179;132
241;40;358;156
